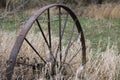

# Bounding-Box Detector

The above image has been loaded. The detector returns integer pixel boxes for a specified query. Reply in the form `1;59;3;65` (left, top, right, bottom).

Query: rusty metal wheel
6;4;86;80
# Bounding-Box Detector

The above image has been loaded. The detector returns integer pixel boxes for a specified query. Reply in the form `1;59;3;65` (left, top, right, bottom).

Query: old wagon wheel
6;4;86;80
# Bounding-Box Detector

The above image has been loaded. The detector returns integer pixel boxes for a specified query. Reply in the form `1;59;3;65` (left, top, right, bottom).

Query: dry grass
0;31;17;79
0;31;120;80
79;3;120;19
0;3;120;79
23;3;120;19
85;39;120;80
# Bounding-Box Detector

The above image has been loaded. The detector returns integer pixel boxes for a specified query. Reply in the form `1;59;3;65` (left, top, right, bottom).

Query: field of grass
1;15;120;51
80;18;120;52
0;7;120;80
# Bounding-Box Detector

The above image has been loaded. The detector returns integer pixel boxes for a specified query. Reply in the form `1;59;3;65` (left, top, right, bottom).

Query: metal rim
6;4;86;80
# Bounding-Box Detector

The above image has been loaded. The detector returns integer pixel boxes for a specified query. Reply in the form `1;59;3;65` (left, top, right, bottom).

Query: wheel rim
6;4;86;80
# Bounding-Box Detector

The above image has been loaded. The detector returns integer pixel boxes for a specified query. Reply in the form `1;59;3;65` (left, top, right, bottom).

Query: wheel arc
6;4;86;80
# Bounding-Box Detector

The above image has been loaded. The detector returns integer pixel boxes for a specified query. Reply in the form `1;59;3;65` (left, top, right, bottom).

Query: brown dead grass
80;3;120;19
85;40;120;80
0;31;120;80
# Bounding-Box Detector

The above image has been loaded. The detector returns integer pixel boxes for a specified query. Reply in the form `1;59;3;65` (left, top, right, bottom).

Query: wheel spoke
36;19;55;62
59;7;62;63
47;9;53;61
61;13;69;38
63;33;79;61
36;19;50;48
55;14;69;59
68;47;81;63
24;38;46;64
62;21;76;62
48;9;51;48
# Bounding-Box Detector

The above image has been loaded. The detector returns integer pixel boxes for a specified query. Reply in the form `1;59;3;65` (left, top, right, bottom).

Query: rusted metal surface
6;4;86;80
